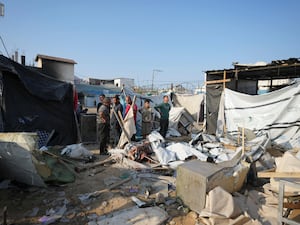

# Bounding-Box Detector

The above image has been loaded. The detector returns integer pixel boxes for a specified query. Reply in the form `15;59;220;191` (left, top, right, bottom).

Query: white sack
61;143;92;158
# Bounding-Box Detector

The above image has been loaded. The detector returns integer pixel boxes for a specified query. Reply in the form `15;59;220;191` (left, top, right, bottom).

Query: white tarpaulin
118;106;136;148
220;82;300;149
169;107;185;129
173;93;204;120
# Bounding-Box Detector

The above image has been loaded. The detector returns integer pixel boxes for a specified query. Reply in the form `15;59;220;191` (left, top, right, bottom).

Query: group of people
97;94;171;155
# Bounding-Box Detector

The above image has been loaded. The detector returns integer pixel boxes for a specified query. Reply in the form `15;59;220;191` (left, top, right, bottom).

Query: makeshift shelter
75;83;121;107
205;58;300;134
0;55;77;145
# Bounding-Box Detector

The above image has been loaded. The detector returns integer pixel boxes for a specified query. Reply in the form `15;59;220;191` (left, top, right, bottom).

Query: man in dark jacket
98;97;110;155
154;95;171;138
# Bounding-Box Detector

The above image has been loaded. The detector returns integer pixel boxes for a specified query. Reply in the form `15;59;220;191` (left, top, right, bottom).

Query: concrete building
114;78;134;89
35;54;77;83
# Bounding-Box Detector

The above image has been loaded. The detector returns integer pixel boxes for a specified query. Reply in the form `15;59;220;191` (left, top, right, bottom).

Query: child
140;99;153;139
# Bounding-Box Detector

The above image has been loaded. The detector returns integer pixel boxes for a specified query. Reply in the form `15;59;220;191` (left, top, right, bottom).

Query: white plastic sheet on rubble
166;142;207;161
0;132;46;187
166;127;181;137
199;186;241;219
61;143;92;158
97;206;168;225
118;106;136;148
147;131;176;165
218;82;300;149
270;151;300;194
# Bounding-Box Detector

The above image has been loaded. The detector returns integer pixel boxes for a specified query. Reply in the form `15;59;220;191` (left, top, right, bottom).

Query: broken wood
43;150;77;165
229;214;251;225
91;177;132;197
42;151;80;177
112;108;131;144
205;78;231;85
257;171;300;178
75;157;114;173
89;168;106;176
242;127;245;155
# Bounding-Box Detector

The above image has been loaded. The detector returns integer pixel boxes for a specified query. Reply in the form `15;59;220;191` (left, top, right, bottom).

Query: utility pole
0;2;9;57
151;69;163;92
0;3;4;17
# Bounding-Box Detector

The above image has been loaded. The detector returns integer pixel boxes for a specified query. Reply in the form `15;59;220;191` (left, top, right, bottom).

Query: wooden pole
223;70;227;90
242;127;245;155
112;108;131;144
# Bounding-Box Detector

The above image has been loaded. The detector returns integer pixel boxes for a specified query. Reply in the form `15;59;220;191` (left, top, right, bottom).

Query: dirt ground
0;143;200;225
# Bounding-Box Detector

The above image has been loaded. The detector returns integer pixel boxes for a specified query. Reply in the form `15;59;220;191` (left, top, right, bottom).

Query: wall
40;59;74;84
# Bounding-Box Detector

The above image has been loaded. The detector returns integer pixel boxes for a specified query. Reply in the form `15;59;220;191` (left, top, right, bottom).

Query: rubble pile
1;124;300;225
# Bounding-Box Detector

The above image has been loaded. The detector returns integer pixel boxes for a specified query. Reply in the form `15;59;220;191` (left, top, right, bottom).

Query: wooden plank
257;171;300;178
229;214;251;225
223;70;227;90
205;78;231;85
91;177;132;197
75;157;114;173
242;127;245;155
112;108;131;144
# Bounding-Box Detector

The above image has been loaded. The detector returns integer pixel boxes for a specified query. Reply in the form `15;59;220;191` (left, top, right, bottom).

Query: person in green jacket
154;95;171;138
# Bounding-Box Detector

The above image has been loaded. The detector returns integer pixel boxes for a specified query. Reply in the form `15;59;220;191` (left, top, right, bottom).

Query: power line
0;35;9;57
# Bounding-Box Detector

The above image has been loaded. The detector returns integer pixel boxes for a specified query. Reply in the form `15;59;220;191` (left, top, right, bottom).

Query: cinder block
176;160;248;213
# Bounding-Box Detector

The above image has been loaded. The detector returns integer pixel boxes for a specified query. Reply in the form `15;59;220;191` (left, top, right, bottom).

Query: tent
0;55;77;145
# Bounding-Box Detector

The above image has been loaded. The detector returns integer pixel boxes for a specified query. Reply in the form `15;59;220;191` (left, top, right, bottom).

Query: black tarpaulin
206;84;223;135
0;55;77;145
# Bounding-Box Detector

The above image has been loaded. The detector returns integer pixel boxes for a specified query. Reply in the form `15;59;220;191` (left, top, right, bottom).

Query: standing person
97;94;106;113
154;95;171;138
111;95;123;147
124;96;138;140
140;99;153;139
98;97;110;155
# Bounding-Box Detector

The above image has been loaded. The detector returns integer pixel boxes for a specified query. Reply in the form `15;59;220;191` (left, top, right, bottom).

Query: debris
269;151;300;194
60;143;92;158
131;196;147;207
199;186;241;219
97;206;168;225
166;142;207;161
0;180;12;189
78;177;132;201
155;192;165;204
176;159;249;213
39;204;67;225
25;207;39;217
0;132;46;187
75;157;114;172
88;168;105;176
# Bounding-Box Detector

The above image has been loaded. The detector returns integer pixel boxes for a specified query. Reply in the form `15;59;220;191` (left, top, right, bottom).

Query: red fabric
125;104;137;124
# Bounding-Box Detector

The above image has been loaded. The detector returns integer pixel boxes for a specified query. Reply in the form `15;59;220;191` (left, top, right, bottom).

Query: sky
1;0;300;89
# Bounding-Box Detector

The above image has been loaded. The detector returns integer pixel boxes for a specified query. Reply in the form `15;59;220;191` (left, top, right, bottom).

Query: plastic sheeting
173;93;204;121
0;132;46;187
0;55;77;145
118;106;136;148
166;142;207;161
219;82;300;149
